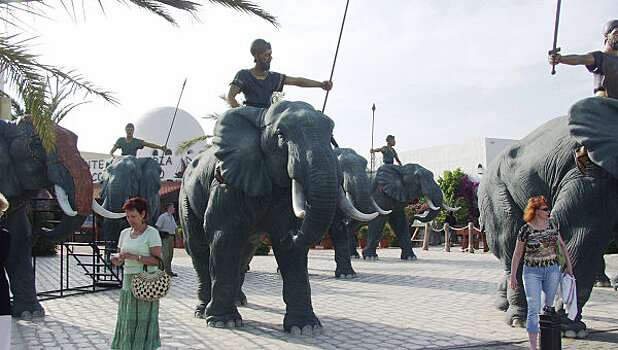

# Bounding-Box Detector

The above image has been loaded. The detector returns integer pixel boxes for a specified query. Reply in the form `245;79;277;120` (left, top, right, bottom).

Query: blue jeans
522;264;561;333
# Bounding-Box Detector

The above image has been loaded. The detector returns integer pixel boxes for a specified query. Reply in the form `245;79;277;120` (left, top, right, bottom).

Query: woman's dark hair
523;195;548;223
122;197;148;220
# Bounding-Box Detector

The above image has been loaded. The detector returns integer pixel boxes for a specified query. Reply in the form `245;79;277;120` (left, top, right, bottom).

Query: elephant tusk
338;188;379;222
292;179;306;218
426;198;441;211
92;199;127;219
415;210;430;219
54;185;78;217
370;197;392;215
442;204;461;211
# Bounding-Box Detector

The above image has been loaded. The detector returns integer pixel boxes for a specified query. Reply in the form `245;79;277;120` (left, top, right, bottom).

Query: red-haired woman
510;195;573;350
110;197;162;349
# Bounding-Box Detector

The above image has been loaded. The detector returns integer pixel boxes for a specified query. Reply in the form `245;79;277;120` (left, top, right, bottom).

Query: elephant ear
212;106;271;196
375;164;409;202
568;97;618;177
136;158;162;200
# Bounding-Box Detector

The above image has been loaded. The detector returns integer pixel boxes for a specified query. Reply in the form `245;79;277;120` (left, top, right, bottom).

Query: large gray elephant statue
362;164;452;260
179;101;366;333
0;117;123;317
99;155;162;253
478;97;618;337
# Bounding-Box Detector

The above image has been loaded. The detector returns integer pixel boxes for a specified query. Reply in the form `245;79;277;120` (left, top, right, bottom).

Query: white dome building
134;107;207;158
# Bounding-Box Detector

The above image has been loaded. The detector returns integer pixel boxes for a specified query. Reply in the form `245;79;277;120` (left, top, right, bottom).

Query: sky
5;0;618;160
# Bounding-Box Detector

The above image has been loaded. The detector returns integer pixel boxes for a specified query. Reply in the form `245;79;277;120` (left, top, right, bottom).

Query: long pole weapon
321;0;350;113
161;78;187;163
370;103;376;175
549;0;562;75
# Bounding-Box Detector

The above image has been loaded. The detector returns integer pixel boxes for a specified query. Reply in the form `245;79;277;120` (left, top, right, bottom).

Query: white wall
398;137;516;182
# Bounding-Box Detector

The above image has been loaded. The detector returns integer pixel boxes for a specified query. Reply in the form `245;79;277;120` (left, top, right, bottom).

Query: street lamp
477;163;484;176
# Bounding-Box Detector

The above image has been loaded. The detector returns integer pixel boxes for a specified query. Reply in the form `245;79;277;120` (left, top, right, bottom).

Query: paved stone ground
9;246;618;349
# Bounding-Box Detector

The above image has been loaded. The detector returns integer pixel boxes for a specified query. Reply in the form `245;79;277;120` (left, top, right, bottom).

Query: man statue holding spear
549;20;618;99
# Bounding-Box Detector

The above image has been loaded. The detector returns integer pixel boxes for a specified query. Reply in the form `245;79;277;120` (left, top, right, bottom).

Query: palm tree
0;0;278;151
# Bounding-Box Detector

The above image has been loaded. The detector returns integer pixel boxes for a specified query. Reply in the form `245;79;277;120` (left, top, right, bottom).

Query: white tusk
92;199;127;219
292;179;306;218
426;198;440;211
443;204;461;211
371;197;392;215
415;210;430;219
338;188;379;222
54;185;78;217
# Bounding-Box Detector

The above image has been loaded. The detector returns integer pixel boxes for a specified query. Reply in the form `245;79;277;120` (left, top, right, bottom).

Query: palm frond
205;0;278;27
176;134;213;154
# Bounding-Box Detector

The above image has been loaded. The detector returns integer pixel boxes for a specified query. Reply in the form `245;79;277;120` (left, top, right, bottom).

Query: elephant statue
179;101;367;333
478;97;618;337
0;116;124;317
362;163;454;260
99;155;162;254
326;148;383;278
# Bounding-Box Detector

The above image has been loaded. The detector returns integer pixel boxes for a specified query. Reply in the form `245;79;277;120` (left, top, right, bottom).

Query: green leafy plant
436;168;479;226
357;226;368;239
254;234;270;255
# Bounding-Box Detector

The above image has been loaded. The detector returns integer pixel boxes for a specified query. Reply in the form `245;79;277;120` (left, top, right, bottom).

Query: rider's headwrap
603;20;618;43
250;39;272;62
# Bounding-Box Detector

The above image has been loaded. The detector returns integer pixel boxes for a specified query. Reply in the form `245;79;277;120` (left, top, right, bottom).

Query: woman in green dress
111;197;163;349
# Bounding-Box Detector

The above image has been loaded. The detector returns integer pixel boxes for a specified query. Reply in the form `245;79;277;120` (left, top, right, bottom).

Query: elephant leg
329;219;356;278
505;262;527;327
271;237;322;334
389;211;416;260
5;209;45;317
363;215;386;259
181;205;211;318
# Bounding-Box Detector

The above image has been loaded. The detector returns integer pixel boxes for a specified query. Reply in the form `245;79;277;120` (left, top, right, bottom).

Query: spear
549;0;562;75
322;0;350;113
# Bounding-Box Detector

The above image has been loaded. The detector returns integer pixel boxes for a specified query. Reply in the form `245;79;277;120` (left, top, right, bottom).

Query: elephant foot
401;252;417;260
205;308;243;329
209;319;243;329
335;267;357;279
561;319;587;339
505;305;526;328
595;273;612;288
15;309;45;319
235;290;248;307
12;303;45;318
283;312;322;334
289;324;324;336
362;250;378;260
495;295;509;311
194;304;206;319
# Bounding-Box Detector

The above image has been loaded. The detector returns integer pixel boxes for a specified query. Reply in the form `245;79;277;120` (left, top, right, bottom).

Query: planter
358;238;367;248
309;245;316;249
321;238;334;249
379;237;390;248
174;237;185;249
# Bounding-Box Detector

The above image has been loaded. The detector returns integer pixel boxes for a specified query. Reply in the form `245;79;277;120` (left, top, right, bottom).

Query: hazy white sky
6;0;618;159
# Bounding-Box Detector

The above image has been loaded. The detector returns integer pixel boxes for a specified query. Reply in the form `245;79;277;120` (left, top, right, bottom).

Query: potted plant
174;226;185;249
380;224;392;248
357;227;368;248
254;234;271;255
321;233;334;249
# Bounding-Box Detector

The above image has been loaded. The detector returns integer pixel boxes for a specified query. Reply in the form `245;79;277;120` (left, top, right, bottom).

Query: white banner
87;155;193;183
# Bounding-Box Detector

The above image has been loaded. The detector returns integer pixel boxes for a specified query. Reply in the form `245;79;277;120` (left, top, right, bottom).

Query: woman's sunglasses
538;207;550;212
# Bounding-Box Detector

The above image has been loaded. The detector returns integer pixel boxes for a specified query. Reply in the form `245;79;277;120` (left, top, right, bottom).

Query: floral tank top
517;219;559;267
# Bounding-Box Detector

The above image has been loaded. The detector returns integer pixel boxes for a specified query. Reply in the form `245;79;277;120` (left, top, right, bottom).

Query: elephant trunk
292;148;338;249
415;182;444;223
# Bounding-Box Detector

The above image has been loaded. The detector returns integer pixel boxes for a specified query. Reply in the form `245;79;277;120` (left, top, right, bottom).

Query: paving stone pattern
10;247;618;349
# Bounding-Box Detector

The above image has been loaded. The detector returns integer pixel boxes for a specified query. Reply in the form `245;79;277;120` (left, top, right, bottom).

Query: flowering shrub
254;234;271;255
436;169;479;226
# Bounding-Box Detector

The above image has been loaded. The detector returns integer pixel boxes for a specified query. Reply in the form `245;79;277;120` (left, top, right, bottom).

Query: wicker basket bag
131;256;171;302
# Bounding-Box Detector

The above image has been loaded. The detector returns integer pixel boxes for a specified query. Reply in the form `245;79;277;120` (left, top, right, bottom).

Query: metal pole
322;0;350;113
370;103;376;175
164;78;187;148
549;0;562;75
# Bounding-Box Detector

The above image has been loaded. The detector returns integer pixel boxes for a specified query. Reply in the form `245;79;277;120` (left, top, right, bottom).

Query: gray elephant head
0;116;122;239
212;101;346;248
373;163;445;222
99;155;162;243
335;147;387;216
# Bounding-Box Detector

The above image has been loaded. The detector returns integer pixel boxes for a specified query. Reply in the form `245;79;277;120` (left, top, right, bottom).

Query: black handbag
131;256;171;302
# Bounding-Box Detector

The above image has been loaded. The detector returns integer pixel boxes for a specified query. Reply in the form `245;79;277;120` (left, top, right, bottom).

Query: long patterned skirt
111;274;161;349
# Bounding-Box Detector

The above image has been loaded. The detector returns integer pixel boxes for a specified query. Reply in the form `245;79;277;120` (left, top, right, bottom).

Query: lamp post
370;103;376;175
